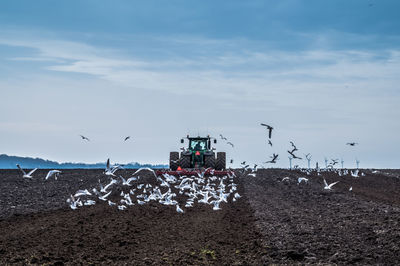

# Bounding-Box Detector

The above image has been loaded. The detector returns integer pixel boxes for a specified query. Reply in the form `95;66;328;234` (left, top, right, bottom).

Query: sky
0;0;399;168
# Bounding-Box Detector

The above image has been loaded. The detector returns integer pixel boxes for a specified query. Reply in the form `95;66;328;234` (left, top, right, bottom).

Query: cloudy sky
1;0;399;168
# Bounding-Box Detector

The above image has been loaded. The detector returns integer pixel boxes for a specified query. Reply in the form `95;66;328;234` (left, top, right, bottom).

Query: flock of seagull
66;163;241;213
16;164;61;180
13;128;363;213
277;166;365;192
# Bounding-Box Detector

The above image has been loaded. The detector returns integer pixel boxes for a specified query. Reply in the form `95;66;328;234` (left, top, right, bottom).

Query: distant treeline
0;154;167;169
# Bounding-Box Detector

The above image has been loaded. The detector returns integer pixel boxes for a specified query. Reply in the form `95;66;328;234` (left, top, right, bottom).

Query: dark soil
1;168;400;265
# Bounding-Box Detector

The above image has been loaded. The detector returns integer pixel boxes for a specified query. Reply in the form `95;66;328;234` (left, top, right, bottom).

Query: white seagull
16;164;38;179
105;159;121;176
45;170;62;180
323;178;339;190
74;189;92;197
298;177;308;184
176;204;184;213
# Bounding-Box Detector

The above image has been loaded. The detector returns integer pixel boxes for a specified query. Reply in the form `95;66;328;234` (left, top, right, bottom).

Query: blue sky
0;0;399;168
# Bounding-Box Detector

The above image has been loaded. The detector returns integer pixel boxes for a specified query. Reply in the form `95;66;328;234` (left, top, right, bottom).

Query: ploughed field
0;168;400;265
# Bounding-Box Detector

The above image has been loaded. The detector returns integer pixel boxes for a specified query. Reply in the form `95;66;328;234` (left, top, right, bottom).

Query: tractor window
190;140;207;150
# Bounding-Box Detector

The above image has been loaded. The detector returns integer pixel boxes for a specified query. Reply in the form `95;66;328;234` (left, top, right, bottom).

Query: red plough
156;168;234;177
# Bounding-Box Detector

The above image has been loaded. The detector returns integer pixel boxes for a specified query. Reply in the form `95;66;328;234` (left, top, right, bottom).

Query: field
0;168;400;265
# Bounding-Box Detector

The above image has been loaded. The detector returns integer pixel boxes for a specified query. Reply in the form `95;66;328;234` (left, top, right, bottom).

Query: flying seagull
346;142;358;146
289;141;298;152
226;142;234;148
45;170;62;180
219;134;227;141
79;135;90;141
323;178;339;190
265;153;279;164
105;159;121;176
288;150;302;160
124;136;131;141
331;159;339;165
260;123;273;139
16;164;38;179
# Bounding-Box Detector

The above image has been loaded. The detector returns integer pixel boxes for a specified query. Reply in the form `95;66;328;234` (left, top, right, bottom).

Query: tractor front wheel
170;152;179;170
216;152;226;170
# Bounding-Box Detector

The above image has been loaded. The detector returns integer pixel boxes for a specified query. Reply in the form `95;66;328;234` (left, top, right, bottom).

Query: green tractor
170;135;226;170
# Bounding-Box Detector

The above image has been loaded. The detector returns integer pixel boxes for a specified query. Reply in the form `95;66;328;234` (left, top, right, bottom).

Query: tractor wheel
170;152;179;170
204;154;216;169
180;154;191;169
216;152;226;170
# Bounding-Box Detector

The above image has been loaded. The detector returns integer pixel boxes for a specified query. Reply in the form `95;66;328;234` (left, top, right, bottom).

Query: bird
98;191;112;201
268;140;273;146
105;159;121;176
346;142;358;146
124;136;131;141
289;141;298;152
79;135;90;141
265;153;279;164
45;170;61;180
226;142;234;148
288;150;302;160
74;189;92;197
118;205;127;210
219;134;227;141
298;177;308;184
349;186;353;191
260;123;273;139
323;178;339;190
176;205;184;213
131;167;157;178
101;178;117;193
16;164;38;179
331;159;339;165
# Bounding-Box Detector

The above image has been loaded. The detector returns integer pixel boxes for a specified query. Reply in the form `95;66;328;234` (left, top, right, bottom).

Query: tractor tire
204;154;216;169
169;152;179;170
216;152;226;170
180;154;191;169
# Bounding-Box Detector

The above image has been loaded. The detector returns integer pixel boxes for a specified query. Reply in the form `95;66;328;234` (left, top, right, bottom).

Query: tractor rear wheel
204;154;216;169
216;152;226;170
180;154;191;169
169;152;179;170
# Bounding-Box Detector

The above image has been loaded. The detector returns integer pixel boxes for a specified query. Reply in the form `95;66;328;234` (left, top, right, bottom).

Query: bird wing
260;123;267;127
28;168;38;176
329;181;339;188
111;165;121;174
132;167;157;177
323;178;328;187
16;164;26;175
268;129;272;139
45;170;53;180
125;136;130;141
100;190;112;199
